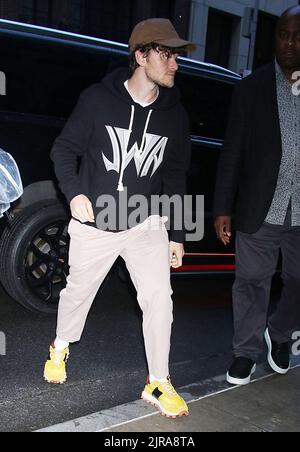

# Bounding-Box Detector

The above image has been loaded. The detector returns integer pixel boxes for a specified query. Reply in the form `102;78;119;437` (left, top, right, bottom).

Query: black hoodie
51;68;191;243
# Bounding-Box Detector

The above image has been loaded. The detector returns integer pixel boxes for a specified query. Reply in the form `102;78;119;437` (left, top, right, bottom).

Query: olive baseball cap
129;18;196;52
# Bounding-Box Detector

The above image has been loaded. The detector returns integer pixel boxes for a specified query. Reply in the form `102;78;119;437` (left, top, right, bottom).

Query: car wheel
0;200;72;314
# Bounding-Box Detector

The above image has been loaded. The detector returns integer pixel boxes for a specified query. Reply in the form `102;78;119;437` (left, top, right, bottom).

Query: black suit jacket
213;62;283;234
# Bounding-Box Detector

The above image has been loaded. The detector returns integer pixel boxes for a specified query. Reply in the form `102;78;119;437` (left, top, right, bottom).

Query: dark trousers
232;209;300;361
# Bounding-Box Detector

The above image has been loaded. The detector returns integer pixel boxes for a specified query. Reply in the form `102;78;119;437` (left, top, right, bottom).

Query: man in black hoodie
44;18;195;419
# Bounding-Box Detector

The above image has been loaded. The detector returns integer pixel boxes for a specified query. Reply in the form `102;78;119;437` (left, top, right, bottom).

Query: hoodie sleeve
162;108;191;243
50;91;94;204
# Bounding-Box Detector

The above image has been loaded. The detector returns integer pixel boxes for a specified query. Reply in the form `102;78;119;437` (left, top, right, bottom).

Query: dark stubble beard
146;70;175;89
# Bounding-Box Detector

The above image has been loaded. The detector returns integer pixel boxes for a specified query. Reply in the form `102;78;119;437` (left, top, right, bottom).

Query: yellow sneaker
142;377;189;418
44;344;69;384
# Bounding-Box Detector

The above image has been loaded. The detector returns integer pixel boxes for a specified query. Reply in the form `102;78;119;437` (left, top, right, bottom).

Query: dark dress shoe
265;328;290;375
227;357;256;386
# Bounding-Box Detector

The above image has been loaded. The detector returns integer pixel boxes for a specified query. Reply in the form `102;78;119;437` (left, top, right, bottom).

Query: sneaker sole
226;364;257;386
141;391;189;419
44;375;67;385
264;329;290;375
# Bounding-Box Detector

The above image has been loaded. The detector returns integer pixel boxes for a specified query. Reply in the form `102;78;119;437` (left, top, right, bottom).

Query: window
205;8;235;69
253;11;277;69
176;71;234;140
0;34;128;117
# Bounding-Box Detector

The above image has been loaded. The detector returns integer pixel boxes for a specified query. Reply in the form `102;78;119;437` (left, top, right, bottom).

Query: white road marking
35;361;300;433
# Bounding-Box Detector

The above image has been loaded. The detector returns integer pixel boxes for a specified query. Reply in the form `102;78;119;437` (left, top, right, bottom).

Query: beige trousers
56;216;173;378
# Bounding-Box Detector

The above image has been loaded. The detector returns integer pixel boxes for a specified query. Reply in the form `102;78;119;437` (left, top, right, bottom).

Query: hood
102;67;182;111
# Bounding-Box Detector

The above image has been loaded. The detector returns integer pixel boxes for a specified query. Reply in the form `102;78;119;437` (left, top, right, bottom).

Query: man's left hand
169;241;185;269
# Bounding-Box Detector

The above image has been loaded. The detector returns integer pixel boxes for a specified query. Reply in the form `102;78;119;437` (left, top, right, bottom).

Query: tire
0;200;71;314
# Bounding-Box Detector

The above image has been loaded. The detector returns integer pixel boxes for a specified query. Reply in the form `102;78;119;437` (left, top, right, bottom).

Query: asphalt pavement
37;363;300;433
0;270;287;432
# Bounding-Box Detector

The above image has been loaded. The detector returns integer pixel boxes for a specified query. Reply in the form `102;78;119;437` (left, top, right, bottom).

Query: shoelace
52;349;65;366
276;343;289;353
160;380;177;397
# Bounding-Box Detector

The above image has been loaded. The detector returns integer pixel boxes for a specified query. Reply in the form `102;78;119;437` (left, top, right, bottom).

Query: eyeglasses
154;46;179;62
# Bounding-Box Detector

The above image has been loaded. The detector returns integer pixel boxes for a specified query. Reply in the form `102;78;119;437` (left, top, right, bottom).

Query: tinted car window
0;33;128;117
176;71;233;140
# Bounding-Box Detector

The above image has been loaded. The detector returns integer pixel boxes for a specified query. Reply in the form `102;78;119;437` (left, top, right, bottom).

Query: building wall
189;0;299;73
0;0;191;43
0;0;299;72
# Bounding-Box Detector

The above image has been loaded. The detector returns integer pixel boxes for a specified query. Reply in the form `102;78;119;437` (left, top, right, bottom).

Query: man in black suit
214;6;300;385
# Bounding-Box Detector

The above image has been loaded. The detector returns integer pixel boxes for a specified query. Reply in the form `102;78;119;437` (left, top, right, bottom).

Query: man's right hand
214;216;232;246
70;194;95;223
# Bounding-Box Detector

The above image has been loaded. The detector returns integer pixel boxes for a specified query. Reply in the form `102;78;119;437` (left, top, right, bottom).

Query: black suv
0;19;240;313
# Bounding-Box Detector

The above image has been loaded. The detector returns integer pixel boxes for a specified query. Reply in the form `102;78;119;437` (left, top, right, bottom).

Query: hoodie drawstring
117;105;135;192
140;110;153;154
117;107;153;192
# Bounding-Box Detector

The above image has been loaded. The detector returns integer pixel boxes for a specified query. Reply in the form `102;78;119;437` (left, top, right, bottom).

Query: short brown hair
129;43;186;72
